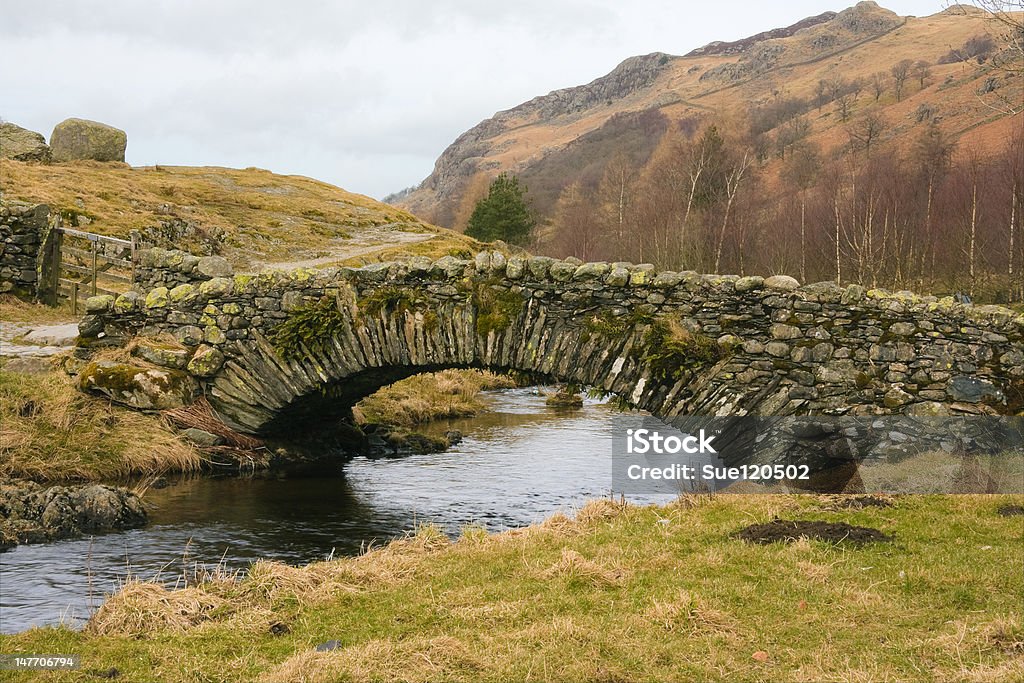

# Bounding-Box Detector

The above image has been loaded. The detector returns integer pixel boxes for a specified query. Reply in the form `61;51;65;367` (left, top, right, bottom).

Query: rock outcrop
50;118;127;162
78;361;198;410
0;122;51;162
0;480;147;548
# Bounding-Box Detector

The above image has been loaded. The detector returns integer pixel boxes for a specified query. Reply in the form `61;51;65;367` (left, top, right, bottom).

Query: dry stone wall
0;202;49;298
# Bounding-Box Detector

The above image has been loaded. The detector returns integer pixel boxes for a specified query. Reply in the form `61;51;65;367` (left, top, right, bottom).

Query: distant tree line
540;114;1023;303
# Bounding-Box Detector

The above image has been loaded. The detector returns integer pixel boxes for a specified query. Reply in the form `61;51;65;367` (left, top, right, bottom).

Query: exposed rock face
0;480;147;548
686;11;837;57
408;52;674;210
50;117;127;162
78;361;198;410
699;2;902;83
0;122;51;162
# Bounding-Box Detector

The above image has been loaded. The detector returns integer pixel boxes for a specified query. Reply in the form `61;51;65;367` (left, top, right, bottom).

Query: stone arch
79;250;1024;454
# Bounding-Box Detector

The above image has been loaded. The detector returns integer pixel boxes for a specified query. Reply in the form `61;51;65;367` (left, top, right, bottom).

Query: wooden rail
39;220;139;313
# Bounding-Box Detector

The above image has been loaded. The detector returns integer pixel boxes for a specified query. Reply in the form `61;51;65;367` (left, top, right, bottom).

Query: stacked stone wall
0;202;48;298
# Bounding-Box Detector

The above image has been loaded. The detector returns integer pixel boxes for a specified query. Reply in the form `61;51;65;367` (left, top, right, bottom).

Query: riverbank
1;494;1021;682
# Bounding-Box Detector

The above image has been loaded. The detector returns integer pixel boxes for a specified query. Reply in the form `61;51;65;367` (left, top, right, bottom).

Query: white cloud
1;0;947;199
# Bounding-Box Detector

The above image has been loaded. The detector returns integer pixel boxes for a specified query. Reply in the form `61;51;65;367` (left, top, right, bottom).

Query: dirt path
252;225;437;272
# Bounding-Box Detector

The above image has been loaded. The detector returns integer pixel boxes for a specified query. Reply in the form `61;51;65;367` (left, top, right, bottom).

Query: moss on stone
583;309;655;340
169;284;196;304
145;287;169;308
271;296;348;360
473;283;523;337
359;286;429;318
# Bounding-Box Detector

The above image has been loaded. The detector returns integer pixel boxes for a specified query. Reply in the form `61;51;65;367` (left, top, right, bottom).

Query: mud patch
735;519;892;545
996;504;1024;517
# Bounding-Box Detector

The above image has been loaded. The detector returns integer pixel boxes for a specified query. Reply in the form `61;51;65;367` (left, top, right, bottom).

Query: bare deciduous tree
891;59;913;101
871;71;888;101
912;60;932;88
848;113;887;155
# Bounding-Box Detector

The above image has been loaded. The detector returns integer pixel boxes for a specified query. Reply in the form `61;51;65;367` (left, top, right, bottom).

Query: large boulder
79;360;197;410
0;122;51;162
50;118;127;162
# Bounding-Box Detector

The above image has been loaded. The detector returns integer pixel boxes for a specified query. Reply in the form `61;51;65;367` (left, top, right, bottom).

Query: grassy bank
1;494;1021;682
0;366;201;482
355;369;517;428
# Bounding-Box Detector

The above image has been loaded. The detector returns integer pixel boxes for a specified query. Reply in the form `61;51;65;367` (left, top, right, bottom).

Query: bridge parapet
76;247;1024;435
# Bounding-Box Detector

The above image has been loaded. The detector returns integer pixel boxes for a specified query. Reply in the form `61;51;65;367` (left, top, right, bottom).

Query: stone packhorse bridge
76;248;1024;451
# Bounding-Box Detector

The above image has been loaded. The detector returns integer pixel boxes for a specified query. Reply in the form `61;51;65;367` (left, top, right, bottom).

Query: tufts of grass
1;494;1023;681
640;317;728;382
356;369;516;427
3;494;1023;681
0;295;77;324
0;368;199;481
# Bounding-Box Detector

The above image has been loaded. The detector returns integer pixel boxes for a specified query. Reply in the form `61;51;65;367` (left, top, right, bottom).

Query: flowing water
0;388;680;634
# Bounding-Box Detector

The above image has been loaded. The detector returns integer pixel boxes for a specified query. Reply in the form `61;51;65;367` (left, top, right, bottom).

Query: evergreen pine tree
465;173;535;245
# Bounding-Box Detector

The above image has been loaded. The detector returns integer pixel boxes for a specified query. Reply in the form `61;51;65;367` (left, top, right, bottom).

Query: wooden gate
40;224;138;313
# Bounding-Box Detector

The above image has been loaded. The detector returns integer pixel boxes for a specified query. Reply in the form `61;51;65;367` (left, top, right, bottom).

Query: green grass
1;494;1021;682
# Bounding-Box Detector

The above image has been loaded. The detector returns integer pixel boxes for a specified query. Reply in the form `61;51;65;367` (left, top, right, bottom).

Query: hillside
0;161;479;271
397;2;1022;229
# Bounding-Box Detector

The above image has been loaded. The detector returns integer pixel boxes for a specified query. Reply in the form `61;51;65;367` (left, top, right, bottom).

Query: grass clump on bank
0;366;200;481
1;494;1021;681
355;369;516;428
640;318;728;382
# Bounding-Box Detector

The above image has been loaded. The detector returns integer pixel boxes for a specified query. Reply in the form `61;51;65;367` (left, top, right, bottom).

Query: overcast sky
2;1;948;199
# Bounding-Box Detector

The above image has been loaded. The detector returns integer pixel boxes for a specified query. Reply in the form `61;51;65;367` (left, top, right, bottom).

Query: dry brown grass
0;368;200;481
643;589;736;634
0;294;76;324
259;635;483;683
539;548;624;588
87;579;230;636
2;161;468;268
356;369;516;427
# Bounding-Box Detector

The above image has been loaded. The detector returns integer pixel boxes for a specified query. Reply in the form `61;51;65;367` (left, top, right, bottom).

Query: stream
0;388;680;634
